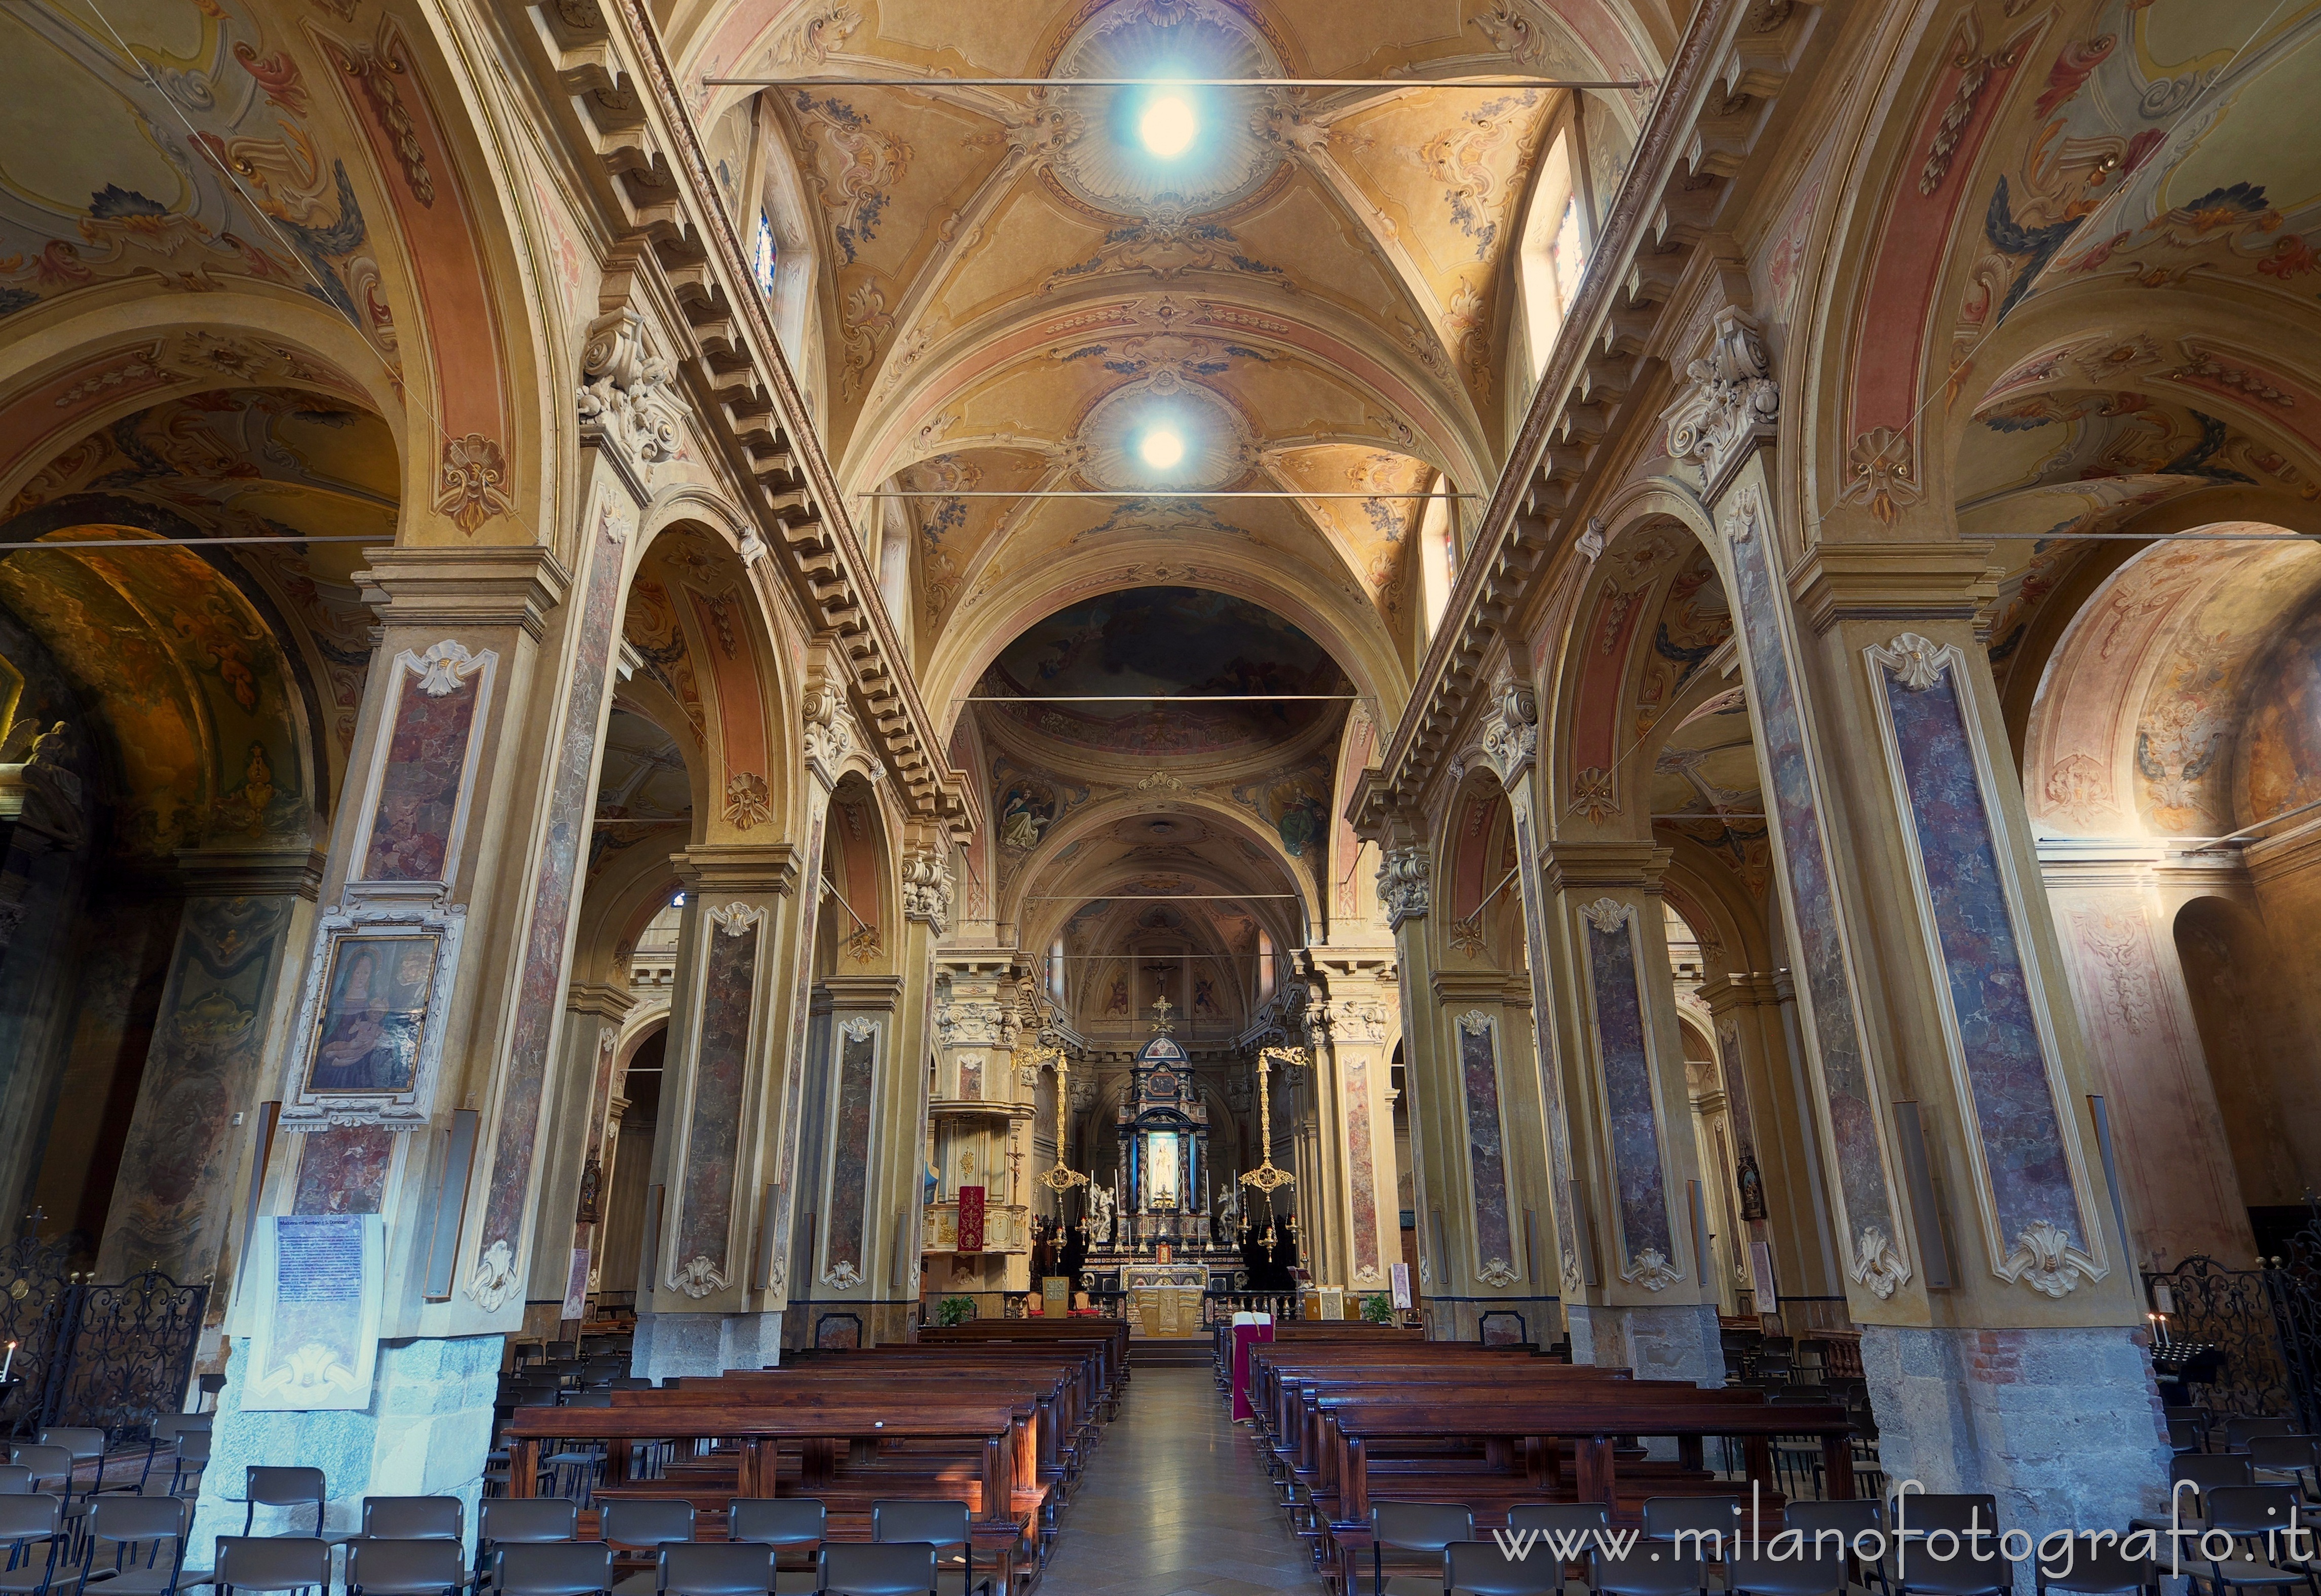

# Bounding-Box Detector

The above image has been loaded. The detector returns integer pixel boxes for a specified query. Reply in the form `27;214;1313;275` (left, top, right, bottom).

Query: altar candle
1;1341;13;1381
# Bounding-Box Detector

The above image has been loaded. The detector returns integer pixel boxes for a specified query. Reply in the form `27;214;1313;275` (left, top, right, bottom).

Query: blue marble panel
1883;657;2084;1249
1585;916;1675;1265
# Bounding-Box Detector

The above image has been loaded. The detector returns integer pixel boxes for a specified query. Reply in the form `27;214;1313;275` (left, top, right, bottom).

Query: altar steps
1132;1338;1213;1370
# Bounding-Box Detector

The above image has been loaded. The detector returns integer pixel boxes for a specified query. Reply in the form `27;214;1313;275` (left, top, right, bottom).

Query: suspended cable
1;536;385;552
957;693;1361;702
708;74;1647;89
861;489;1485;500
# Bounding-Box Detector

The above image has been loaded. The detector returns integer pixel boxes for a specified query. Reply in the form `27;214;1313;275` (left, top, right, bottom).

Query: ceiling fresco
981;585;1348;759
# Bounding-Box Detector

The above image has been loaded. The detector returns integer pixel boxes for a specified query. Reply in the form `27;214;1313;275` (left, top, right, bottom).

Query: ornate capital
578;307;684;483
901;845;953;935
1376;844;1432;928
1662;306;1779;498
1479;680;1541;786
803;686;859;786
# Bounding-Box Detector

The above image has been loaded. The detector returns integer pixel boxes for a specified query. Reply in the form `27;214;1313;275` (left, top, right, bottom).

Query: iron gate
2145;1208;2321;1429
0;1235;209;1443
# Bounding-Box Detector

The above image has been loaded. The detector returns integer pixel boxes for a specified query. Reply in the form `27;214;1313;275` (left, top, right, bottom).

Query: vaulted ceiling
679;0;1667;1009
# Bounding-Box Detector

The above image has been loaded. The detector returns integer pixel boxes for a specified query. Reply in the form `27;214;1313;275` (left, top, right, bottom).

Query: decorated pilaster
1540;842;1720;1384
1302;962;1401;1301
1683;305;2163;1534
633;845;794;1377
191;469;626;1549
1693;971;1849;1327
522;979;638;1343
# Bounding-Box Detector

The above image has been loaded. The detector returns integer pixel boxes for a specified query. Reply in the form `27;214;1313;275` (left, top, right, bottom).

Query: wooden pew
1311;1390;1852;1593
505;1395;1040;1589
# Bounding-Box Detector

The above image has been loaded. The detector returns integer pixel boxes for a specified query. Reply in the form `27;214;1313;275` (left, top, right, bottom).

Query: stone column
191;479;628;1552
784;973;905;1350
1541;842;1721;1385
1695;971;1849;1328
632;845;793;1378
1479;682;1586;1338
94;849;322;1287
520;982;636;1344
1305;964;1400;1302
1699;411;2164;1542
757;670;857;1324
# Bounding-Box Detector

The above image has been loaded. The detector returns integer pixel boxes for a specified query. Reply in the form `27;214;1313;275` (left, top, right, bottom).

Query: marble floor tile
1041;1365;1323;1592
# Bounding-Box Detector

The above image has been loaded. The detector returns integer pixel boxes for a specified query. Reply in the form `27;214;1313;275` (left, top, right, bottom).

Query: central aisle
1039;1363;1323;1593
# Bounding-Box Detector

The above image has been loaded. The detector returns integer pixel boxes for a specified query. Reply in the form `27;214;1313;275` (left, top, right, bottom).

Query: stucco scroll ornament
414;640;483;698
1456;1009;1493;1037
1477;1258;1519;1289
1852;1225;1910;1299
1480;681;1541;785
1662;307;1779;498
1377;845;1432;928
1870;633;1949;693
709;901;766;936
840;1016;879;1043
1627;1247;1682;1292
670;1256;728;1299
901;846;954;936
802;687;857;782
822;1259;864;1289
467;1241;519;1311
577;307;682;478
1579;897;1633;934
2003;1219;2084;1299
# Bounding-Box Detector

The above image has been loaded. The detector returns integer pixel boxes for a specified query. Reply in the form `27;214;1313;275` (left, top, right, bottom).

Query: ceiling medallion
1045;1;1286;219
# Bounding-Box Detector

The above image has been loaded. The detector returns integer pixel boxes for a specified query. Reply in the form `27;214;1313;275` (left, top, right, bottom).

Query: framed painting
281;899;464;1130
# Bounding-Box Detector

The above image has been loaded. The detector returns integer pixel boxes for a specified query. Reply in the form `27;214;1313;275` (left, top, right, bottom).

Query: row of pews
504;1319;1128;1592
1237;1322;1857;1593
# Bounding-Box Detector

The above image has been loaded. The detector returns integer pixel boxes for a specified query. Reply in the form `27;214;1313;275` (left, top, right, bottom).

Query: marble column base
1567;1301;1724;1384
188;1334;499;1561
1861;1323;2168;1588
631;1309;785;1378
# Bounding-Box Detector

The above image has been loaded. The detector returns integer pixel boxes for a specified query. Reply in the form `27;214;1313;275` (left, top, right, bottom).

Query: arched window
1517;126;1592;376
1049;936;1067;1002
752;210;778;299
1257;929;1277;1003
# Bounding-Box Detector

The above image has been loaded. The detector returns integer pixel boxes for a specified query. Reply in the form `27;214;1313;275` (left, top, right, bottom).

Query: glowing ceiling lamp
1137;426;1186;469
1138;93;1198;158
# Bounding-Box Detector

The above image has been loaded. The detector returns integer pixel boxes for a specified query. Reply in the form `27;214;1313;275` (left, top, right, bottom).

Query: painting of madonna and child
303;935;438;1093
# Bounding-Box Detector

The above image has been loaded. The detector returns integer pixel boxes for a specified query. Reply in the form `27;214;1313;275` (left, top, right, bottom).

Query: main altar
1080;1003;1245;1333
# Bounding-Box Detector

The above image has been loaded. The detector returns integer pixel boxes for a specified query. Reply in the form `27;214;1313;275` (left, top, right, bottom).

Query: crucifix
1149;994;1175;1036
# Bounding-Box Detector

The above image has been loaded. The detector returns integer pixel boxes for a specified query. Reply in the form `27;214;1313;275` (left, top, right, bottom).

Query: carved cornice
1542;841;1672;893
509;0;964;828
1787;544;2000;636
171;846;328;901
1359;0;1821;818
674;842;800;897
356;546;572;641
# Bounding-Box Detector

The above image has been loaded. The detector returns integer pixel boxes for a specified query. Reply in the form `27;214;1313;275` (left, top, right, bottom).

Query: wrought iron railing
0;1235;208;1444
2144;1212;2321;1430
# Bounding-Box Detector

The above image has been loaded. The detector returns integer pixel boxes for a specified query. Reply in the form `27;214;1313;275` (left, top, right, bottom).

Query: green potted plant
937;1296;975;1327
1359;1293;1394;1324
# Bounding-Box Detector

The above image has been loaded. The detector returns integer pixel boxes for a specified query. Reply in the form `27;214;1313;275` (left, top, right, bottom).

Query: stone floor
1039;1364;1324;1595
